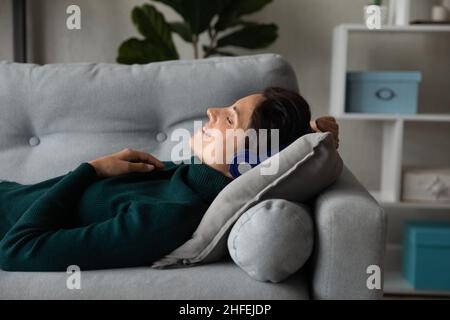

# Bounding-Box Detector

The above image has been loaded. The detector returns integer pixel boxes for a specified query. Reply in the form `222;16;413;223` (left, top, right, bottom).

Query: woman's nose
207;108;217;122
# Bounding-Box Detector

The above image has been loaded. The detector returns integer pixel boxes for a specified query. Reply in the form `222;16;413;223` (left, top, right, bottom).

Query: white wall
25;0;202;63
0;0;12;60
0;0;448;191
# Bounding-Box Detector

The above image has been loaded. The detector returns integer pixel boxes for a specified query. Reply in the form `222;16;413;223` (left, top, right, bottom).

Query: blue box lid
405;221;450;247
347;71;422;82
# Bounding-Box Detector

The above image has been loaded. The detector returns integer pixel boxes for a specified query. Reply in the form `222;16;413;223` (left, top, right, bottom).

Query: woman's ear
310;116;340;149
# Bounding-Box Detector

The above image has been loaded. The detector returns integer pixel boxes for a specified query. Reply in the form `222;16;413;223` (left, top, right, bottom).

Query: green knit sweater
0;159;231;271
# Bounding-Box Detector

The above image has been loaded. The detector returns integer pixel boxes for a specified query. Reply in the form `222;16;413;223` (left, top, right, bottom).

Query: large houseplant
117;0;278;64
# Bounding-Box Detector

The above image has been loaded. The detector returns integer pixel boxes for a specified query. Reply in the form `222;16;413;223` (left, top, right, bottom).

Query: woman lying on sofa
0;87;339;271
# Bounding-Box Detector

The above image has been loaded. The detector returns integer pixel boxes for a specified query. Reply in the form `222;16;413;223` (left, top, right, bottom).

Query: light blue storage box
403;221;450;291
346;71;422;114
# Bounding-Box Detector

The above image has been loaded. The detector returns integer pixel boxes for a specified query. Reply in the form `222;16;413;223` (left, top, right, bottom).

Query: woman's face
190;93;265;175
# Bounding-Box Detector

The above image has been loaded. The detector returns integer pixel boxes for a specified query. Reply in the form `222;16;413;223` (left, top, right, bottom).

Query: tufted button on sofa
29;136;40;146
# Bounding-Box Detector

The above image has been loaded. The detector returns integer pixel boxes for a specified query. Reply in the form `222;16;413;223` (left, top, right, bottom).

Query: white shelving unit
329;24;450;297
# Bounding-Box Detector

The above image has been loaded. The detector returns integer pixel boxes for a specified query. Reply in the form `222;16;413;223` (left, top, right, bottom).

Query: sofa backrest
0;54;298;184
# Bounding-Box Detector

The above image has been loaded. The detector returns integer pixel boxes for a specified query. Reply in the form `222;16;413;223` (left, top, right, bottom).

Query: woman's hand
88;148;165;178
310;116;340;149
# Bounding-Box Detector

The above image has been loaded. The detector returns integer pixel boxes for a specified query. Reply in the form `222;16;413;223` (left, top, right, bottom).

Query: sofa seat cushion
0;259;309;300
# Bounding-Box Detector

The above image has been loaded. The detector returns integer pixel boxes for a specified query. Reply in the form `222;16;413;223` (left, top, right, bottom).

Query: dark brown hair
248;87;312;149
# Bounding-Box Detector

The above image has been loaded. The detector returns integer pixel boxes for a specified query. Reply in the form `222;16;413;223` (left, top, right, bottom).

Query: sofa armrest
310;166;387;300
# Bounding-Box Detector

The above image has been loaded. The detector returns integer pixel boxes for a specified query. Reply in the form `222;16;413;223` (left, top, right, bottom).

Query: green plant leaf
117;38;173;64
215;0;272;31
234;0;272;15
216;23;278;49
169;22;193;42
131;4;178;59
153;0;221;35
235;20;260;27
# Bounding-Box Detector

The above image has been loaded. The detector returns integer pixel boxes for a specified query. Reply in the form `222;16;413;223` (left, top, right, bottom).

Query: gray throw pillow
152;132;343;269
228;199;314;283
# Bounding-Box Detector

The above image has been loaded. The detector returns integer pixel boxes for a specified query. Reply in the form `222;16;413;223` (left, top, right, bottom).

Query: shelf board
384;271;450;297
335;113;450;122
339;23;450;33
380;201;450;210
370;191;450;209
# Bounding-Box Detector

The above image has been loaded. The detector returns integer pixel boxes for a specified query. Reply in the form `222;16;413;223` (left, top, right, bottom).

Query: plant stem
204;27;218;58
192;34;199;59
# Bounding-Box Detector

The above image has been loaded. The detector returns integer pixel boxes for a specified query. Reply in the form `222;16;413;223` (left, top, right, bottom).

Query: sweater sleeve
0;163;205;271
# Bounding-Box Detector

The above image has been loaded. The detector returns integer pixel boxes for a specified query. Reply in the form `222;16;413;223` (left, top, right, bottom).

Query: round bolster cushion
227;199;314;283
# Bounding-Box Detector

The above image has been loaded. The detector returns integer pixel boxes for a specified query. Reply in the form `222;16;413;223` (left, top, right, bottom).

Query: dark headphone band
228;144;288;179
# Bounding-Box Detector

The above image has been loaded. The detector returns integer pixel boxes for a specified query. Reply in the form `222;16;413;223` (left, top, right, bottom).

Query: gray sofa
0;54;386;299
